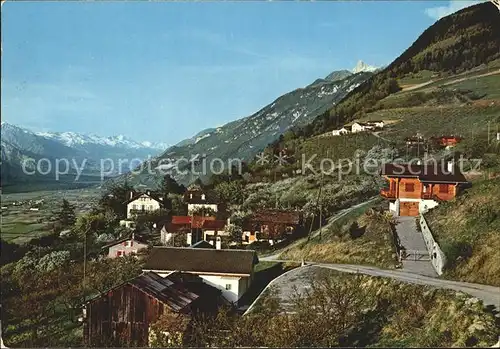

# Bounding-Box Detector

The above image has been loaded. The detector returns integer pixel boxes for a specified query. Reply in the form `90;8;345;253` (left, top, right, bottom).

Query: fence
419;214;446;275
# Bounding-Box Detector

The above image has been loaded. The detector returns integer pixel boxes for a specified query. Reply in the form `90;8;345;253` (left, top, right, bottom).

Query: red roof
202;220;226;230
164;223;191;233
192;216;216;229
170;216;216;229
172;216;192;224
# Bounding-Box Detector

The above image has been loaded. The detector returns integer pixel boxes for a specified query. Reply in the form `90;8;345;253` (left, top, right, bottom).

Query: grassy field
398;70;436;86
362;104;500;144
425;178;500;286
1;187;101;243
279;200;399;269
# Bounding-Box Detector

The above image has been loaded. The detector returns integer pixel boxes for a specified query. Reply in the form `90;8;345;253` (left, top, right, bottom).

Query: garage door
400;202;419;216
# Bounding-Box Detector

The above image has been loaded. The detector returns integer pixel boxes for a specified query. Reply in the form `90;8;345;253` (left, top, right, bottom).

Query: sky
1;0;483;145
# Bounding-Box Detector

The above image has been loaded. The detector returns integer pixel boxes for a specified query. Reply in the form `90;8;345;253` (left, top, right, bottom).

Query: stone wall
419;214;446;275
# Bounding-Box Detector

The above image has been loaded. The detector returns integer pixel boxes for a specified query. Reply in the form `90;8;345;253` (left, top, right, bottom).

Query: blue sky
1;0;481;144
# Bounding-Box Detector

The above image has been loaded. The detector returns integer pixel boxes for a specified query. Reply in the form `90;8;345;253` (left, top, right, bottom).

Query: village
76;147;478;346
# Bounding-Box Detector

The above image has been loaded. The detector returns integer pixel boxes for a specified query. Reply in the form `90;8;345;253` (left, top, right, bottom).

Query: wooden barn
83;271;223;347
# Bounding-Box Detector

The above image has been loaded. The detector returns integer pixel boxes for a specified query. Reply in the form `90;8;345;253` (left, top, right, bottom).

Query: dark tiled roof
144;247;259;275
183;189;218;204
250;209;302;225
123;190;164;205
380;163;468;183
190;240;215;249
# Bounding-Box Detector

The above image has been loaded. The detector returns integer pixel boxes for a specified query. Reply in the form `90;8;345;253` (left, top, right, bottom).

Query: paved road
253;262;500;313
395;216;437;277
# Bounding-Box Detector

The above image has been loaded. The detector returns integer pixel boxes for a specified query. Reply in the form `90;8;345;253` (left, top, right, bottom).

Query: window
125;241;132;247
132;204;137;210
225;284;232;291
116;251;123;257
405;183;415;192
201;194;206;200
439;184;448;194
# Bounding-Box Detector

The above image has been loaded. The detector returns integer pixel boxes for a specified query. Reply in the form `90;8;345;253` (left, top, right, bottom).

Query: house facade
380;162;468;216
331;126;350;136
120;190;165;228
183;187;218;214
201;219;229;242
161;216;218;246
351;121;384;133
143;247;258;304
103;235;148;258
126;191;163;219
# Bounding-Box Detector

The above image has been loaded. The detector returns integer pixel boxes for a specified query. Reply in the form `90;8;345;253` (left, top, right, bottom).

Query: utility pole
318;150;327;241
488;121;491;145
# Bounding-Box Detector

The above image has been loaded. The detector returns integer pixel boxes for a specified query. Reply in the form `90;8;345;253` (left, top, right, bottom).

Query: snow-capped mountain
35;131;168;151
1;123;168;187
112;70;375;188
352;60;378;73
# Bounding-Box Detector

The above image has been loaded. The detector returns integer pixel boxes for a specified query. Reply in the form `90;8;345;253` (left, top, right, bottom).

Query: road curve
258;259;500;311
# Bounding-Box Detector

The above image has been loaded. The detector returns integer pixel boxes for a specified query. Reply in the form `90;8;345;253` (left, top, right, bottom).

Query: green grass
442;74;500;100
398;70;437;86
280;201;398;269
425;178;500;286
363;104;500;144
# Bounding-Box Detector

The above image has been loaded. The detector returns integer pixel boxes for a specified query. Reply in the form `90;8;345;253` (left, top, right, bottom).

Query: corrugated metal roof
129;272;199;312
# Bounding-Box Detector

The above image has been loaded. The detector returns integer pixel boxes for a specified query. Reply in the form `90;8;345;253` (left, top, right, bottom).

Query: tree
214;181;245;205
56;199;76;228
98;182;133;219
160;175;186;196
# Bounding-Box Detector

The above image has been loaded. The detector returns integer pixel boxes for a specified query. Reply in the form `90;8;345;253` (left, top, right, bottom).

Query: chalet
242;209;302;245
83;271;224;347
380;162;469;216
143;247;259;303
331;126;351;136
183;186;218;214
102;234;148;258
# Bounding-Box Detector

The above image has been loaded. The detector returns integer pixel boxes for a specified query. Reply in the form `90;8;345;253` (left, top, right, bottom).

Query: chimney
129;191;133;200
497;132;500;141
215;236;222;250
131;232;135;241
146;190;150;196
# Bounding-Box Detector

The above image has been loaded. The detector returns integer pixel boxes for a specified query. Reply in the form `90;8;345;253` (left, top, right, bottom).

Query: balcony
380;189;397;199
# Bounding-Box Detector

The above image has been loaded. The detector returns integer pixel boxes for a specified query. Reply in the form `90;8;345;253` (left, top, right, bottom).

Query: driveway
395;216;437;277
